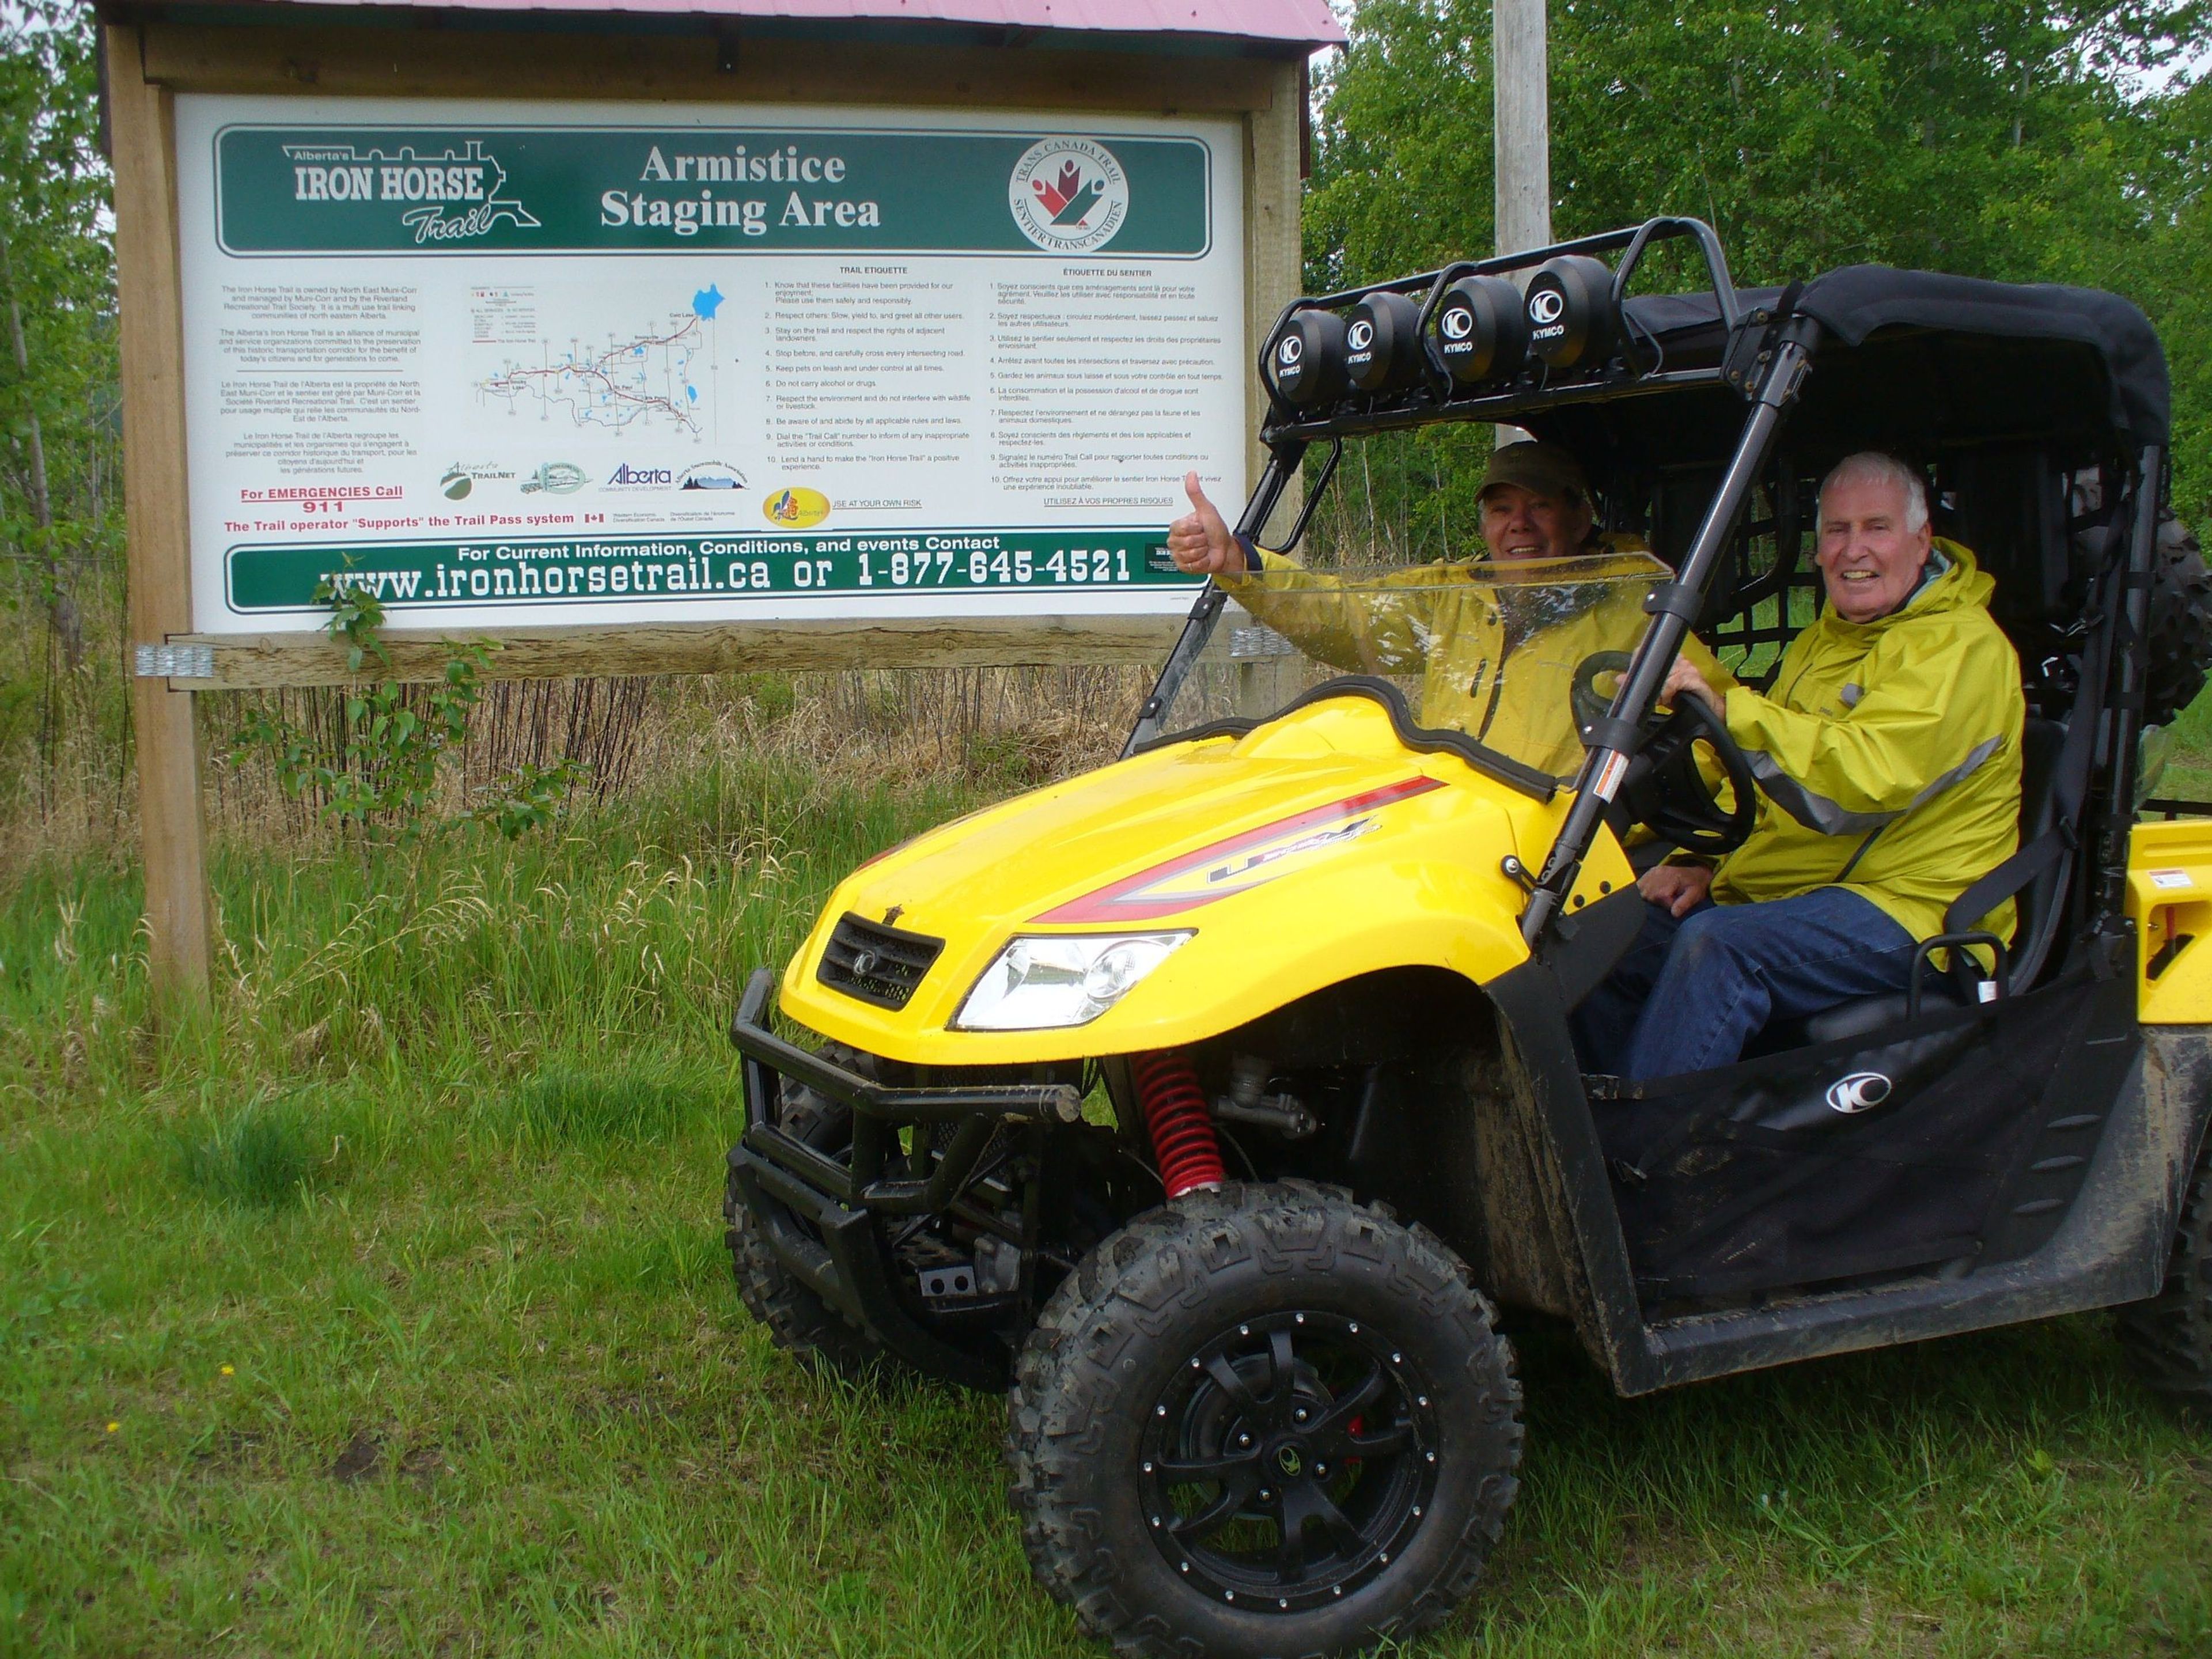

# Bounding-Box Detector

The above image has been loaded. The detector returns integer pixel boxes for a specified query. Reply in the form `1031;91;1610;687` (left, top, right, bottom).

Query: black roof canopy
1534;264;2170;473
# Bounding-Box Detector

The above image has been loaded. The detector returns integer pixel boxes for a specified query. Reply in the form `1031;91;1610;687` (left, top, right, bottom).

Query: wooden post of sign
1493;0;1551;257
108;24;214;1021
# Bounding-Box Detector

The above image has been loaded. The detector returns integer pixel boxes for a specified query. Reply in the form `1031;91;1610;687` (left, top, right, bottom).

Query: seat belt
1941;562;2115;955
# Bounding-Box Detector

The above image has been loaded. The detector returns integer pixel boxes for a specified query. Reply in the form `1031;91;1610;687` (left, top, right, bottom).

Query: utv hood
775;697;1629;1065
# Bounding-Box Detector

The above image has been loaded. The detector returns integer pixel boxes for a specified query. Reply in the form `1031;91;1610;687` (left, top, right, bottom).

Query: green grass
2;750;2209;1657
172;1093;337;1207
2158;691;2212;805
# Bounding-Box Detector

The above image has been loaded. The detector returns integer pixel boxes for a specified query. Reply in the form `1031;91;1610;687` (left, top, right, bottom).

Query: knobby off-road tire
1006;1182;1522;1659
724;1044;890;1381
2142;512;2212;727
2118;1125;2212;1409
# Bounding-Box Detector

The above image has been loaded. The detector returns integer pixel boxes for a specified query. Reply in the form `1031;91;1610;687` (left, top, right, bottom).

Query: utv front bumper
725;968;1083;1388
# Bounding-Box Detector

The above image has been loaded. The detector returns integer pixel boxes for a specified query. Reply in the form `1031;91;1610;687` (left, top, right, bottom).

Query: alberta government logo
605;462;674;490
1007;138;1128;254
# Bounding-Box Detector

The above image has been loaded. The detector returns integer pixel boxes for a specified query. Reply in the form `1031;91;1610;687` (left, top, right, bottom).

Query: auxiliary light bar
1255;217;1744;435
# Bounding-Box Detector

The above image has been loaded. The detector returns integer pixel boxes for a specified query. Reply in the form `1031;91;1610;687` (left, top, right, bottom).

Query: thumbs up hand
1167;472;1243;575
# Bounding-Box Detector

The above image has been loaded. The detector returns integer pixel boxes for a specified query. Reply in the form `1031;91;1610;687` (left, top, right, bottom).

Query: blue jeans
1573;887;1919;1081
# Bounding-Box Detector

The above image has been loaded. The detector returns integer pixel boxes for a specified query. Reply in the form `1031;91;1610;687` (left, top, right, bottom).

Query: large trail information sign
175;96;1243;632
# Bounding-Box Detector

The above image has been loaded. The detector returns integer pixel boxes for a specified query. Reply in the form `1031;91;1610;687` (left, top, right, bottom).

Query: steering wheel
1571;650;1759;855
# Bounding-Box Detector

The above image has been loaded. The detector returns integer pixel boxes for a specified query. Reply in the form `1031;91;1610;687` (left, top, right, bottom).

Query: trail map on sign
176;96;1245;633
477;289;719;434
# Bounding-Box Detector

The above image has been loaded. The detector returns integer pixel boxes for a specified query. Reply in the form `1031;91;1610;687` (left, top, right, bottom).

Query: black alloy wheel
1140;1310;1439;1612
1007;1182;1522;1659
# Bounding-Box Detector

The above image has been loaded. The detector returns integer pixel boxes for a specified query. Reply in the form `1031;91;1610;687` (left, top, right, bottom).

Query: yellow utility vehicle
724;221;2212;1658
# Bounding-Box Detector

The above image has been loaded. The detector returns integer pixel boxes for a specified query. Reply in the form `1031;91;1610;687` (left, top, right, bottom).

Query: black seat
1774;716;2067;1048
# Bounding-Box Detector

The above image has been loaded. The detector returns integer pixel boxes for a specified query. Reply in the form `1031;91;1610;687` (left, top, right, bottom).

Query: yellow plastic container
2126;817;2212;1022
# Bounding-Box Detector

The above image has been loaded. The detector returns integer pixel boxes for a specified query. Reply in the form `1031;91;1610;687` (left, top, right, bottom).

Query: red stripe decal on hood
1029;776;1446;926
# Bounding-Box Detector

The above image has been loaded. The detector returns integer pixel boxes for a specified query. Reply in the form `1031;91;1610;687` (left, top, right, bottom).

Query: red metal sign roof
252;0;1344;46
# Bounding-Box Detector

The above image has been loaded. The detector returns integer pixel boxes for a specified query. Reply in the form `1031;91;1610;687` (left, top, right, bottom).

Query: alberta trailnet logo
1007;138;1128;254
764;487;831;528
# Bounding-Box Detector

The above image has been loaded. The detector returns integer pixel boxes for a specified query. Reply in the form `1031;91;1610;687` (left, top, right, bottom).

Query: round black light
1343;289;1425;393
1431;274;1530;388
1524;254;1620;371
1269;308;1349;407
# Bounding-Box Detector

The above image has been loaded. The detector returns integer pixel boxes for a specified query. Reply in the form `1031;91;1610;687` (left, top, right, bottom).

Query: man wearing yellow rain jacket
1167;442;1732;782
1573;452;2025;1080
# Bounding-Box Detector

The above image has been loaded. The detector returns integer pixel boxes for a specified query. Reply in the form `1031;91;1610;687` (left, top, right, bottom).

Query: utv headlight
953;933;1192;1031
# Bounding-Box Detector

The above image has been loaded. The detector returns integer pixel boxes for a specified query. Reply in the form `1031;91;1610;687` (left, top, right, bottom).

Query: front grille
817;912;944;1009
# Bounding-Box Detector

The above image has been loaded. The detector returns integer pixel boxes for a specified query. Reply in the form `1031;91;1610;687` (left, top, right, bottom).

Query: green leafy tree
2069;71;2212;518
0;2;120;808
0;3;115;645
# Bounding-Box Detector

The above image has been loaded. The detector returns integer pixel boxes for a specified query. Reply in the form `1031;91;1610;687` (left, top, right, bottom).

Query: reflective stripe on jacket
1711;539;2025;950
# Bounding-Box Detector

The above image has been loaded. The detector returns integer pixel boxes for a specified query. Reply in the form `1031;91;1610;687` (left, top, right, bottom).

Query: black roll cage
1123;217;2167;960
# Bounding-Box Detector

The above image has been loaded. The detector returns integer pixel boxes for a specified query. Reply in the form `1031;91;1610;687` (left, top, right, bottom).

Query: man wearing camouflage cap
1172;438;1623;575
1167;441;1733;779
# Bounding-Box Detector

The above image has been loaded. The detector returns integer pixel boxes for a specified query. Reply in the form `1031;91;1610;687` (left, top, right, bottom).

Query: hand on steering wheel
1570;650;1758;855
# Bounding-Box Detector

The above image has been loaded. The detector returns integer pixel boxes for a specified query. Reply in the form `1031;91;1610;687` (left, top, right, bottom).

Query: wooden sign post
100;0;1338;1018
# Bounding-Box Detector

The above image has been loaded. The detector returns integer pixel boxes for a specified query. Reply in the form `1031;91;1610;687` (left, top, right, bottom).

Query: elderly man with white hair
1574;451;2026;1081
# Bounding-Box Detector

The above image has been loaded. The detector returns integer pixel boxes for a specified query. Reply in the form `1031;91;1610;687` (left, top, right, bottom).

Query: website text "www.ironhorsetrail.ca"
223;531;1192;611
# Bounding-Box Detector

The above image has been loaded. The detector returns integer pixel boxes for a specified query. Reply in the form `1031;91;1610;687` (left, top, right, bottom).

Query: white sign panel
173;95;1243;633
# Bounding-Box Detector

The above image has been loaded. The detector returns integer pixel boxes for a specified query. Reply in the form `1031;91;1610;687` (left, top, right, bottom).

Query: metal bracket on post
134;642;214;680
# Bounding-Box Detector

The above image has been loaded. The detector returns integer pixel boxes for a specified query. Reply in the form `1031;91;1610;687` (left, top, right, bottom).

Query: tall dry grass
0;558;136;876
0;548;1154;884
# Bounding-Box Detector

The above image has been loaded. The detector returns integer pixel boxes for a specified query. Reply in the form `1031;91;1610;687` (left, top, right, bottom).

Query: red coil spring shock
1130;1049;1225;1199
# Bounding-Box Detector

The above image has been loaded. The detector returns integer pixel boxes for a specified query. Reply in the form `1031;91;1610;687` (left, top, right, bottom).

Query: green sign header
213;126;1210;257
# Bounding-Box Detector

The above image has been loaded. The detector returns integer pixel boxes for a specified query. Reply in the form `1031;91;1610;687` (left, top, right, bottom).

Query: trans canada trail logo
1007;138;1128;253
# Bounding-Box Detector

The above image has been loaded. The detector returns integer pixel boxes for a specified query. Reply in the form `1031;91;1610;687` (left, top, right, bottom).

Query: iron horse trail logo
1007;138;1128;254
282;139;540;244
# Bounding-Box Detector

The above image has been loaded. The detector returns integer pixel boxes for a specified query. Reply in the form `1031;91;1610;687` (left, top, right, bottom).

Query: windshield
1152;550;1671;785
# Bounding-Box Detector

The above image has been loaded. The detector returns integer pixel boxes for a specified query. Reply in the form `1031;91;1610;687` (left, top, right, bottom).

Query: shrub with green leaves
229;575;587;843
